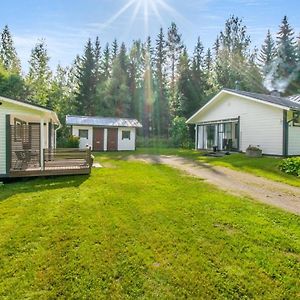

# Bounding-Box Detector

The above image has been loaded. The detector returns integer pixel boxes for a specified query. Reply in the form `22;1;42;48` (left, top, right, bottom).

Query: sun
102;0;182;36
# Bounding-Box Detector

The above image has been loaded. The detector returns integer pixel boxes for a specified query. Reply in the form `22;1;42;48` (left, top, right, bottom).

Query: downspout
282;111;288;157
54;123;62;149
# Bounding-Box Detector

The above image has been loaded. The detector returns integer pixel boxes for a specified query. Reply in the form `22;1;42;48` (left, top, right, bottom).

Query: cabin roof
66;115;143;128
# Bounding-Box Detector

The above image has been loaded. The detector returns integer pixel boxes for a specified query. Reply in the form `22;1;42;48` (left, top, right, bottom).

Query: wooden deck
8;148;92;178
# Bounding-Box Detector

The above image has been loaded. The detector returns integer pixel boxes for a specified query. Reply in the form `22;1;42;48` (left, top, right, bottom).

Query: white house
0;96;60;178
187;89;300;156
0;96;92;179
66;115;143;151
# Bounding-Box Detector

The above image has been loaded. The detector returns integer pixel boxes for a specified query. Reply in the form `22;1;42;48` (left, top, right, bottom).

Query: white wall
0;113;6;175
72;126;93;149
194;94;284;155
288;126;300;155
0;99;57;175
118;128;136;151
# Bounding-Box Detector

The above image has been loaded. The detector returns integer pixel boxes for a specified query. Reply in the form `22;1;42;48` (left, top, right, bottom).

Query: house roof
223;89;300;110
187;89;300;124
66;115;143;128
0;95;55;112
0;95;60;125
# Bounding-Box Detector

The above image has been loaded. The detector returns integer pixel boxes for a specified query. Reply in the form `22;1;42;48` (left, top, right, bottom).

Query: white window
122;130;131;140
79;129;89;139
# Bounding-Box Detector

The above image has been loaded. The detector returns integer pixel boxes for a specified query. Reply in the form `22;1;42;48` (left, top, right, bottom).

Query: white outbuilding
66;115;142;151
187;89;300;156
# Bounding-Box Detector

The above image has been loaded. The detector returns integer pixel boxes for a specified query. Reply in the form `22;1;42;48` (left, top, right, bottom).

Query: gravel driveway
128;154;300;215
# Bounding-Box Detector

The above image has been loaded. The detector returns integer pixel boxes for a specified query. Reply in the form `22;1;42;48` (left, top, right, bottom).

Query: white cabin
66;115;142;151
187;89;300;156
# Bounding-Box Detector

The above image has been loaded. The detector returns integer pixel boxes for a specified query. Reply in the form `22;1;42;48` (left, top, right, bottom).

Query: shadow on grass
0;175;89;202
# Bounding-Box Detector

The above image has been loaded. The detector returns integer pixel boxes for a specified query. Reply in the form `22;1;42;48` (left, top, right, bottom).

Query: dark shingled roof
223;89;300;110
66;115;143;128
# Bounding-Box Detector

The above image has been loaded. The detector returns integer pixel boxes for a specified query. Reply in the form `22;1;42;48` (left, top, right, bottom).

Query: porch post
6;115;11;175
40;119;45;170
195;125;198;150
237;116;241;152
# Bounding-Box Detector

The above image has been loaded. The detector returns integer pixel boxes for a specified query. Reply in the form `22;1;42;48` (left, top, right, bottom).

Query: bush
279;157;300;177
58;135;80;148
170;116;192;148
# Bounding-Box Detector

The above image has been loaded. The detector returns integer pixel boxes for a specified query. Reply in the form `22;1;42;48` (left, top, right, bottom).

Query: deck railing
43;148;92;171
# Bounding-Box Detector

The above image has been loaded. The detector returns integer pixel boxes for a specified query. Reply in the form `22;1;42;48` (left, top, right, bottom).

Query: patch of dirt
128;154;300;215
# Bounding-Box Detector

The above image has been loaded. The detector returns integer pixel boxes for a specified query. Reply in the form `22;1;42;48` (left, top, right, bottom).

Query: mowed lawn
0;153;300;299
136;148;300;187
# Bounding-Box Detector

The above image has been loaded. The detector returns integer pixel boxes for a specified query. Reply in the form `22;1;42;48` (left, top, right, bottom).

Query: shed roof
66;115;143;128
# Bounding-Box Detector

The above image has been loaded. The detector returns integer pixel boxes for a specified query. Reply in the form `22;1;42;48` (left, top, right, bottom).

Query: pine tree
94;36;101;80
101;43;111;80
204;48;213;74
74;39;97;115
154;27;169;136
258;30;276;75
118;42;128;73
167;22;184;119
189;38;208;116
111;39;119;62
26;40;52;106
177;48;192;118
275;16;297;82
98;59;131;117
0;25;21;74
128;40;144;119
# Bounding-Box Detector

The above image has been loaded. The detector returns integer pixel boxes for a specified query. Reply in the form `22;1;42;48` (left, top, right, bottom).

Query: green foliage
170;116;191;148
58;135;80;148
279;157;300;177
0;25;21;74
26;40;52;107
0;64;26;99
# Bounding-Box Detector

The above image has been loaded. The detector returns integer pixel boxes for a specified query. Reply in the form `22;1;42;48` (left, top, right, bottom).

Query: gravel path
128;154;300;215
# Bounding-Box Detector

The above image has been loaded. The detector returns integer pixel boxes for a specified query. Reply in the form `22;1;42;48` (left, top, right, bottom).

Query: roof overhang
0;96;61;125
186;89;292;124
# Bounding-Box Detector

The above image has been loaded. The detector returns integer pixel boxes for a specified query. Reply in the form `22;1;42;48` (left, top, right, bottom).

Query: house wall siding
288;111;300;155
72;126;94;149
0;113;6;175
118;128;136;151
194;95;284;155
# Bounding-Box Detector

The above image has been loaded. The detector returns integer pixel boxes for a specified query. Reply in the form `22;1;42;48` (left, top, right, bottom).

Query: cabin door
93;128;104;151
107;128;118;151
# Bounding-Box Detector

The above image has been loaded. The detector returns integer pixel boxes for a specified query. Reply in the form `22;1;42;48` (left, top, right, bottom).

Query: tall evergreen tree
111;39;119;62
154;27;169;136
74;39;97;115
101;43;111;80
274;16;297;91
258;30;276;76
26;40;52;106
167;22;184;119
0;25;21;74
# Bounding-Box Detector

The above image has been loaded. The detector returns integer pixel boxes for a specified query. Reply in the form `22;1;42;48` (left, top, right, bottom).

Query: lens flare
101;0;184;35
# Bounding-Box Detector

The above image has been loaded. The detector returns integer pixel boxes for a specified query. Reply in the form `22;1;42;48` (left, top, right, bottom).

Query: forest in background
0;15;299;146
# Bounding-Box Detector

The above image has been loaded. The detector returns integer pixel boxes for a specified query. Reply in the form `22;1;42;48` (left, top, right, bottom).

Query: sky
0;0;299;72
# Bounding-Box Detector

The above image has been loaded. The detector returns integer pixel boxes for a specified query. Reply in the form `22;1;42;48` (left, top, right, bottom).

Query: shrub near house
279;157;300;177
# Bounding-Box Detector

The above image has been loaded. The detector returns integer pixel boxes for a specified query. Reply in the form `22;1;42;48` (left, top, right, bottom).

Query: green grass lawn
136;148;300;187
0;153;300;299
